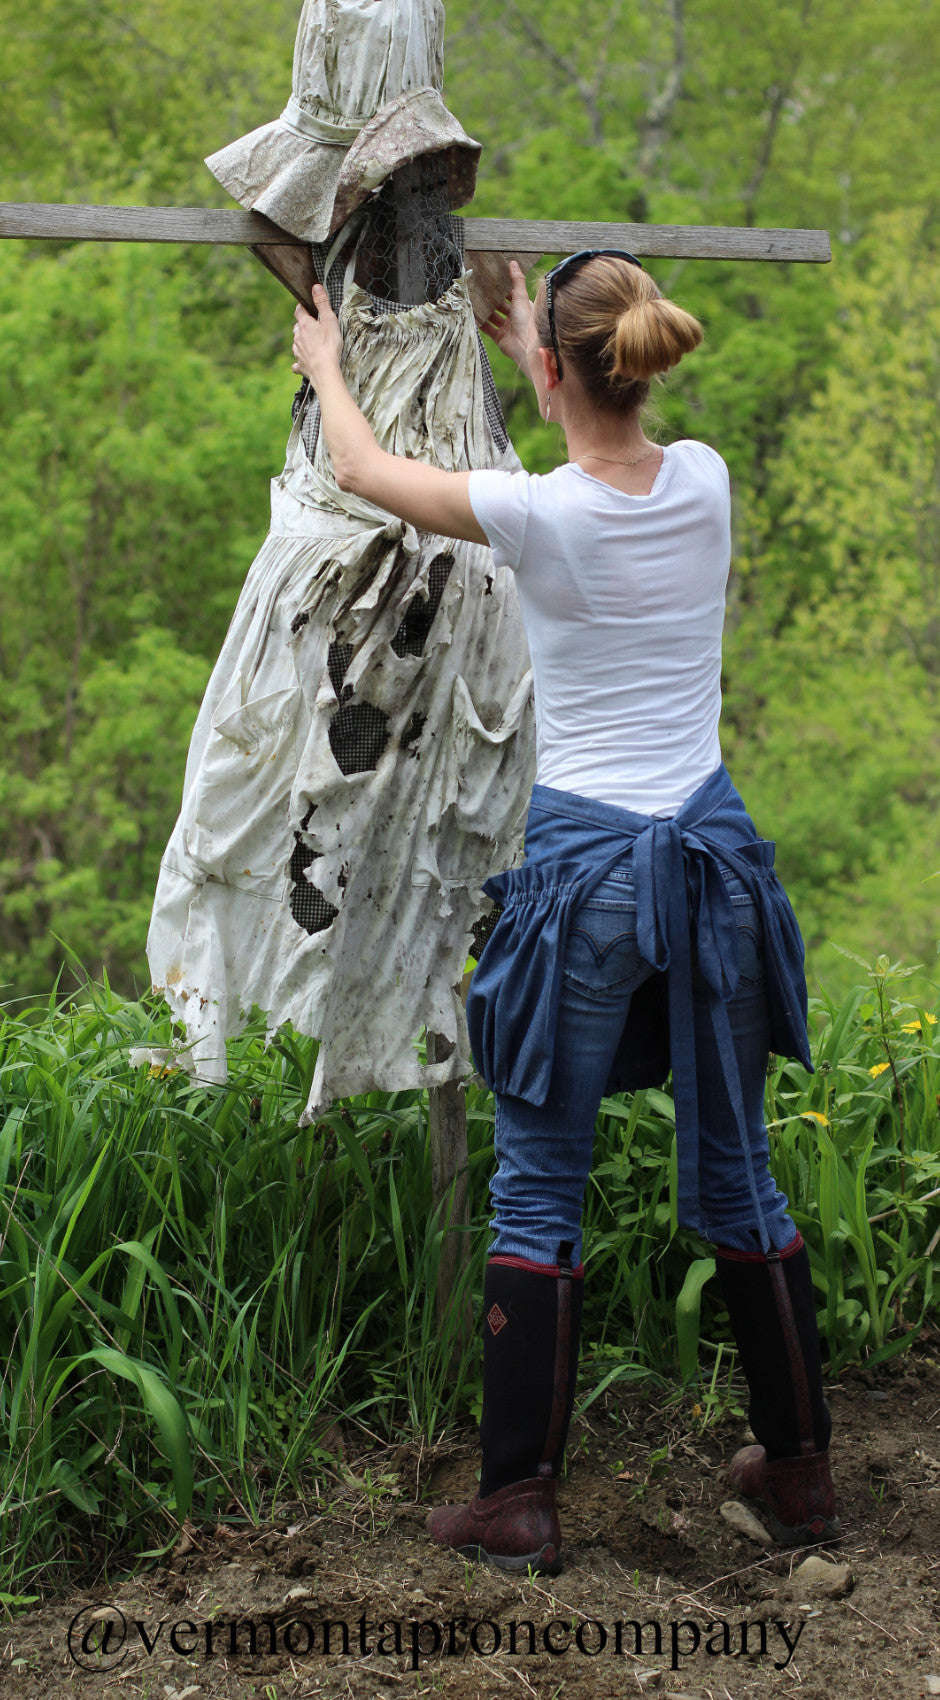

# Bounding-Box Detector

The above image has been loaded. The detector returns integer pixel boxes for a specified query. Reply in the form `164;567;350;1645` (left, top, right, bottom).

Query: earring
545;391;552;424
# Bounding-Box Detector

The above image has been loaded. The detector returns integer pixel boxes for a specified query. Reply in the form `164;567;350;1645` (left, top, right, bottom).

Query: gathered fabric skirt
147;275;534;1119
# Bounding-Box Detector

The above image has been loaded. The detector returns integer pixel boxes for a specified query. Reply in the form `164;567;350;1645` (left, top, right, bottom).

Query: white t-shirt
468;440;731;817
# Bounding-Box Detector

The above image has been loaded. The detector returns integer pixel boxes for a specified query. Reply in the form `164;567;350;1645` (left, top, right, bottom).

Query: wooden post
386;161;473;1364
426;1030;472;1368
341;161;473;1368
391;160;428;305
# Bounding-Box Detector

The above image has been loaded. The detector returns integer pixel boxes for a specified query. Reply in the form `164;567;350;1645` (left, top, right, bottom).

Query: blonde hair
534;256;703;412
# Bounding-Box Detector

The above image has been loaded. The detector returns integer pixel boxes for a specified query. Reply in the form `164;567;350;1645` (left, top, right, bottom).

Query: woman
292;251;838;1576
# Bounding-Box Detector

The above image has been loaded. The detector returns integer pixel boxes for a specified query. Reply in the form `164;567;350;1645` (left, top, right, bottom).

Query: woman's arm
292;285;488;544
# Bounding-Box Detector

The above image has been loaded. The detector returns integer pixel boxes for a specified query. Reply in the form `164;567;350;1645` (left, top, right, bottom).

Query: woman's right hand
480;259;533;370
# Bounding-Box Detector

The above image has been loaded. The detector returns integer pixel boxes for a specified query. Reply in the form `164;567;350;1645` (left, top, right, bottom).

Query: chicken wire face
293;158;510;460
354;157;461;305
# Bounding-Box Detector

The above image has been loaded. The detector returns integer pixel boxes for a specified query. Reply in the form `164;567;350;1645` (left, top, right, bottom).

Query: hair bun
609;295;703;384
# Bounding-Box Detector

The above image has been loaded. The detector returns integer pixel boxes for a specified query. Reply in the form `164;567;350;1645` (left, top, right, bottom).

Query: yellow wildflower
801;1111;829;1126
901;1014;938;1032
869;1062;890;1077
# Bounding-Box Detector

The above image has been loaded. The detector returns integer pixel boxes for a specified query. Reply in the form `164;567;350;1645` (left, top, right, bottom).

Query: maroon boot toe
727;1443;766;1497
427;1477;563;1574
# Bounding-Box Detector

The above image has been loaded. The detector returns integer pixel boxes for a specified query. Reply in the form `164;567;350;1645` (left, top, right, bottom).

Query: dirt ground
4;1351;940;1700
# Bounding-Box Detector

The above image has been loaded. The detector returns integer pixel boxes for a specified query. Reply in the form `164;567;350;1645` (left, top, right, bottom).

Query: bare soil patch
5;1354;940;1700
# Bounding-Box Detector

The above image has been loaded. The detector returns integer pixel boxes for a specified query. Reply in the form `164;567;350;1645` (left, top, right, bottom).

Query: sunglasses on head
544;248;643;380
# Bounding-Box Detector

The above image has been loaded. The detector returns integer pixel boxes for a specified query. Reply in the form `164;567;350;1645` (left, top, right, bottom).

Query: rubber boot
426;1245;584;1574
716;1233;840;1545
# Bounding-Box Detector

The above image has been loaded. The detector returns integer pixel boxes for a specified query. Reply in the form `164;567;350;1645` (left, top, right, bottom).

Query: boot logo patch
486;1303;508;1336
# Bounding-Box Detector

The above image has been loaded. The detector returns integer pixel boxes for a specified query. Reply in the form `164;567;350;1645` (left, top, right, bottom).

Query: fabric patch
486;1303;508;1336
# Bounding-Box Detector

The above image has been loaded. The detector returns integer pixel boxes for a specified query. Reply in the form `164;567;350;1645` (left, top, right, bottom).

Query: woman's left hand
480;259;532;370
291;284;344;386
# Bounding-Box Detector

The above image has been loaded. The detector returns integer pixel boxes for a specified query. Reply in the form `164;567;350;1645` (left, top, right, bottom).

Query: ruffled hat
206;0;481;243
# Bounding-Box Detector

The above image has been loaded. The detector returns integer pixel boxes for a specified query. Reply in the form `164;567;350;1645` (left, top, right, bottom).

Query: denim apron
466;764;812;1251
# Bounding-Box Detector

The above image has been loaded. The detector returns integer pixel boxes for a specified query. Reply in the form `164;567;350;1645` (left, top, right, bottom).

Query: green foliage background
1;0;938;1002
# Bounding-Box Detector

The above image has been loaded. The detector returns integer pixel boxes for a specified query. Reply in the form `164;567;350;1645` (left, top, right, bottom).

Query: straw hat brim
206;87;480;244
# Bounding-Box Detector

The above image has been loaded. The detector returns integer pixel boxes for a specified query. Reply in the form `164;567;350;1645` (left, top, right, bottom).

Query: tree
722;210;940;985
0;241;291;994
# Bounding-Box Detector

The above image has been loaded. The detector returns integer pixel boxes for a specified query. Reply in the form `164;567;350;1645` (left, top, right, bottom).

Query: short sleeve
467;468;532;573
678;439;730;493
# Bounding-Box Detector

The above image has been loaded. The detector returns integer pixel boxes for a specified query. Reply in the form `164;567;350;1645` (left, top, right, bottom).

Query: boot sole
753;1498;842;1547
449;1540;564;1576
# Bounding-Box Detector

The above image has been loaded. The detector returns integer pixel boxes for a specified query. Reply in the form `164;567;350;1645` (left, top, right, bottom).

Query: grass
0;954;937;1603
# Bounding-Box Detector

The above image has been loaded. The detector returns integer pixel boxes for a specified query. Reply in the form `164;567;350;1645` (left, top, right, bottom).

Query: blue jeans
490;862;795;1265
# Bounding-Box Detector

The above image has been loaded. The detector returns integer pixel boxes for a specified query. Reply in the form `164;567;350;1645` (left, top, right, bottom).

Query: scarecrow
145;0;536;1121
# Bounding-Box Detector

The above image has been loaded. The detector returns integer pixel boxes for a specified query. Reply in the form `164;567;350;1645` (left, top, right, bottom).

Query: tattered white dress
147;273;534;1119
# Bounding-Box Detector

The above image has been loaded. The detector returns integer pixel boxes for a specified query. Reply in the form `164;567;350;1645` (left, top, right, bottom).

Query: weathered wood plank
392;164;428;305
0;203;831;262
0;203;289;244
468;218;832;264
466;249;544;326
249;240;318;307
426;1030;472;1374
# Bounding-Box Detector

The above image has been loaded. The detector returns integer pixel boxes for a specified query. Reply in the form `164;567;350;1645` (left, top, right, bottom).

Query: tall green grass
1;957;937;1603
765;956;939;1370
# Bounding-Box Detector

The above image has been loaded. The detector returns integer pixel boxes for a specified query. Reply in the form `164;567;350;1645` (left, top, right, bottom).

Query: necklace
577;446;661;469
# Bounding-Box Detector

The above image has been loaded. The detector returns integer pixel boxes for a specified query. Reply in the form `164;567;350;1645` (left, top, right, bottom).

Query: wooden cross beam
0;202;831;320
0;203;830;258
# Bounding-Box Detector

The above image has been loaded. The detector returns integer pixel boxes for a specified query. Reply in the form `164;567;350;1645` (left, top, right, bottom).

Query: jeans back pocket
563;881;644;999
